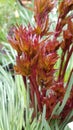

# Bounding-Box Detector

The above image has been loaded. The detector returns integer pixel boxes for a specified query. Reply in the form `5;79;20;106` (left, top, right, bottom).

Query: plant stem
30;82;35;108
23;76;27;88
54;17;62;39
29;76;42;111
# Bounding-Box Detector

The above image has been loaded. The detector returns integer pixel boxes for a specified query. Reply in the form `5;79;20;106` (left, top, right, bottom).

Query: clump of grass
0;65;26;130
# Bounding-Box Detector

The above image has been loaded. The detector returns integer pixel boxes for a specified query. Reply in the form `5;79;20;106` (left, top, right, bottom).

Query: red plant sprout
8;0;73;123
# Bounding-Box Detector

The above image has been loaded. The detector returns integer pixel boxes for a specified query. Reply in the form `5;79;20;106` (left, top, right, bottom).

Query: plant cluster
8;0;73;129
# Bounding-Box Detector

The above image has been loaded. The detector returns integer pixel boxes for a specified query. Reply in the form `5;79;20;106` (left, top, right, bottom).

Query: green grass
0;65;26;130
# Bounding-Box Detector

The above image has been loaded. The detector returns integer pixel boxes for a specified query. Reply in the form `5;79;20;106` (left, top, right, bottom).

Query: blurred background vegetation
0;0;72;130
0;0;33;42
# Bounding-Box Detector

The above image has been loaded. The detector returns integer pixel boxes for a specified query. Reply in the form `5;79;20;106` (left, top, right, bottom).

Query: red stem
30;83;35;108
23;76;27;88
29;76;42;111
23;76;36;108
62;46;73;79
54;17;62;40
